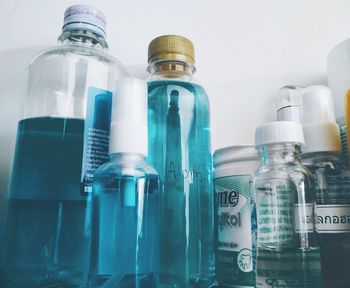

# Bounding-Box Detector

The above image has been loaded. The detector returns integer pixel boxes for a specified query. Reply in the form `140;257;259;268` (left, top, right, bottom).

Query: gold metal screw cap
148;35;195;65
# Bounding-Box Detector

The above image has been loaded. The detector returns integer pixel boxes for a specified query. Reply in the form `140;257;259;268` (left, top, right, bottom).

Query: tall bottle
253;121;322;288
300;86;350;288
90;78;160;287
147;35;214;287
3;5;126;287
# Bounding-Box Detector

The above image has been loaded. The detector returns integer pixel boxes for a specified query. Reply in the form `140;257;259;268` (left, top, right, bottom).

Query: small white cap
255;121;305;147
62;5;107;38
300;85;341;153
109;77;148;156
276;85;304;122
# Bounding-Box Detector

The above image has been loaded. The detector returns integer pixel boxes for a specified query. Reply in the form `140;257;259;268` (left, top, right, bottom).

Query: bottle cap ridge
148;35;195;65
255;121;305;147
62;5;107;38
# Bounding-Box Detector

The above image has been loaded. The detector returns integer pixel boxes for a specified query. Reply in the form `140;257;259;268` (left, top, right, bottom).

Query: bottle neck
259;143;302;166
302;151;343;167
148;60;195;80
58;29;108;50
110;152;146;163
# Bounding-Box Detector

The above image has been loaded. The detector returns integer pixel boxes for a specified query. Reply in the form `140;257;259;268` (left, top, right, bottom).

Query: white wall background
1;0;350;207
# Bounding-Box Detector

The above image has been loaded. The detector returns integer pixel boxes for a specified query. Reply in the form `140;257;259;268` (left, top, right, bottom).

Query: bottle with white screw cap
4;5;127;288
253;121;322;288
90;78;160;288
300;85;350;288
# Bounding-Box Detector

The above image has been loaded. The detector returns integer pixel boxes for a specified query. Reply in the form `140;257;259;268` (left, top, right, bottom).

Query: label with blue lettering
81;87;112;194
214;175;255;287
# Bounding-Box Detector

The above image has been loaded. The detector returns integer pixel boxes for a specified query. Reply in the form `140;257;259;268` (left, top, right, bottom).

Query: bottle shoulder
29;44;127;71
147;79;209;103
255;162;312;181
95;157;159;179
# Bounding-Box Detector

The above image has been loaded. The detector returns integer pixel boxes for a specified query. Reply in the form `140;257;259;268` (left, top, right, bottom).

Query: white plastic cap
255;121;305;147
300;85;341;153
62;5;107;38
109;77;148;156
276;85;304;122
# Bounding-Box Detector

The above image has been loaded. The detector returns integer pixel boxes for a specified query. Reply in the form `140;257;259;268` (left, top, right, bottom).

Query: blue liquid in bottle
148;79;214;287
4;117;89;287
89;77;159;288
90;154;160;288
2;5;127;287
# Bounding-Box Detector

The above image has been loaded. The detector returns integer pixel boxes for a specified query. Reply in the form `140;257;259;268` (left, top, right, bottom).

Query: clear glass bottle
3;5;126;288
300;86;350;288
147;35;214;287
253;121;322;288
89;78;160;287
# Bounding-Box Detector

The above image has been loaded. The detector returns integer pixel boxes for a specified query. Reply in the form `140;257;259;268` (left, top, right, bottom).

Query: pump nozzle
276;85;304;122
300;85;341;154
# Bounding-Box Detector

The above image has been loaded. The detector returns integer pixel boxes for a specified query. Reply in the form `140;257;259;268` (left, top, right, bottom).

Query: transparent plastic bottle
276;85;304;123
253;121;322;288
3;5;126;288
90;78;160;287
147;35;214;287
300;86;350;288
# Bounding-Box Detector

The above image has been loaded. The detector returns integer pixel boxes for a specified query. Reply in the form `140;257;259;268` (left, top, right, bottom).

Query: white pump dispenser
300;85;341;154
109;77;148;156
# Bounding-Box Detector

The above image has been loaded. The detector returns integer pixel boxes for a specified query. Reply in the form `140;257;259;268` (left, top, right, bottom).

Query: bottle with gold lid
147;35;214;287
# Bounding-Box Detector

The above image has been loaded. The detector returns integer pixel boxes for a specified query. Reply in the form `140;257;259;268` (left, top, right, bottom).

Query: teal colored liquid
90;173;160;288
257;248;322;288
3;117;90;288
148;80;214;287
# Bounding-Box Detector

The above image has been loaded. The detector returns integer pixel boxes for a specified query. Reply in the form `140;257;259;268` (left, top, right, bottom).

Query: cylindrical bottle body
303;152;350;288
89;154;160;287
213;145;259;288
254;144;321;288
147;77;214;287
4;42;126;287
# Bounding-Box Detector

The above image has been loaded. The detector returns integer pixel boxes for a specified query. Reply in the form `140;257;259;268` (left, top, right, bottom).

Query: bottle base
158;273;215;288
1;269;86;288
91;272;157;288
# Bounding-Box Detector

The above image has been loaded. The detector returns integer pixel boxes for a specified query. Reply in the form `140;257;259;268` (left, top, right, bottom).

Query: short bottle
89;78;160;288
3;5;126;288
213;146;259;287
253;121;322;288
300;86;350;288
147;35;214;287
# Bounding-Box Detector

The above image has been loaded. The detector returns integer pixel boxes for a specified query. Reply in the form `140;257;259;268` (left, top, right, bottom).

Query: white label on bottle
256;184;295;244
315;204;350;233
214;175;255;286
294;203;314;233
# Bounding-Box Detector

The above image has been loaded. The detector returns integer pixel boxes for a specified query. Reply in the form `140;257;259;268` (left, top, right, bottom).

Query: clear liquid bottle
89;78;160;288
253;121;322;288
300;86;350;288
3;5;126;288
147;35;214;287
